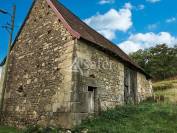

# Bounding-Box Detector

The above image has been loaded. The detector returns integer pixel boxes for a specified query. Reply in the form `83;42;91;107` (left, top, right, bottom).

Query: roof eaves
79;37;152;79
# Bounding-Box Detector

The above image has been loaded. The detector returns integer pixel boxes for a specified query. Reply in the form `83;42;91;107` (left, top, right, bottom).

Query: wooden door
88;86;96;113
124;67;137;104
124;67;130;104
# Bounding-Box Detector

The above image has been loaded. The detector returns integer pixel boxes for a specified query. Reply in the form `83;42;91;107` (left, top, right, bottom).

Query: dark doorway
88;86;96;113
124;67;137;104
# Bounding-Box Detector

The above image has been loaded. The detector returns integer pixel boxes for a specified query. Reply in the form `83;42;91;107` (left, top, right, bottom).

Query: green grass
0;126;21;133
0;125;59;133
74;102;177;133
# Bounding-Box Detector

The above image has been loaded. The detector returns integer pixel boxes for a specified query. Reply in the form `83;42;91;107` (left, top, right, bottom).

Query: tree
129;44;177;80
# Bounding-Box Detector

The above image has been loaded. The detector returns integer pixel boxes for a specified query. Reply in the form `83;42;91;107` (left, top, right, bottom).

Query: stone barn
0;0;152;129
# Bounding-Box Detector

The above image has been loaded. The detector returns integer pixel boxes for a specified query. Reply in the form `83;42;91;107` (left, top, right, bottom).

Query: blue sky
0;0;177;63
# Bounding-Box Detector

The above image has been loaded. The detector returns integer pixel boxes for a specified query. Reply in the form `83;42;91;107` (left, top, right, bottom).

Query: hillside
153;79;177;103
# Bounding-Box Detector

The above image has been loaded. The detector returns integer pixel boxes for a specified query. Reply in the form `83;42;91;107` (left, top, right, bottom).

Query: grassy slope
153;79;177;102
74;102;177;133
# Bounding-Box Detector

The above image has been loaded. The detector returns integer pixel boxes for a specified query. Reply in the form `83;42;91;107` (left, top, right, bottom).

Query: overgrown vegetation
129;44;177;80
0;125;65;133
23;125;61;133
74;102;177;133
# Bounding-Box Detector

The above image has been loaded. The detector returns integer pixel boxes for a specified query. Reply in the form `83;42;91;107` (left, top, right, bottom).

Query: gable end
46;0;80;39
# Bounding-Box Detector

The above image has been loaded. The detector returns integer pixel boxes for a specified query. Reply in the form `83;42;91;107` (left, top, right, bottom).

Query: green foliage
0;125;66;133
0;126;21;133
23;125;62;133
129;44;177;80
74;102;177;133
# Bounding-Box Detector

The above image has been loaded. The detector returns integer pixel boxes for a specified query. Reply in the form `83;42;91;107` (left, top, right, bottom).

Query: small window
47;30;52;34
89;74;96;78
36;64;40;68
17;85;24;93
16;85;27;97
47;12;50;15
88;86;96;92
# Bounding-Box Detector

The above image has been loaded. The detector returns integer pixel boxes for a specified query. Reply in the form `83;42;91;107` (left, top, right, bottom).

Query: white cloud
146;0;161;3
98;29;116;40
166;17;176;23
124;3;133;10
147;23;158;30
119;41;143;53
84;3;133;40
99;0;115;5
118;32;177;53
138;4;145;10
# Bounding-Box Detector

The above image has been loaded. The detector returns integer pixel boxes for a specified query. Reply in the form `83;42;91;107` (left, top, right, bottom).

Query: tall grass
74;102;177;133
152;80;177;91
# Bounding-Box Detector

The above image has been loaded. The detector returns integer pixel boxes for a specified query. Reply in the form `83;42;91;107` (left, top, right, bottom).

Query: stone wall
3;0;75;129
71;39;125;125
71;39;153;125
137;72;153;102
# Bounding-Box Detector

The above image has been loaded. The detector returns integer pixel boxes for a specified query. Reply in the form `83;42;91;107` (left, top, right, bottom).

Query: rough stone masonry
1;0;153;129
